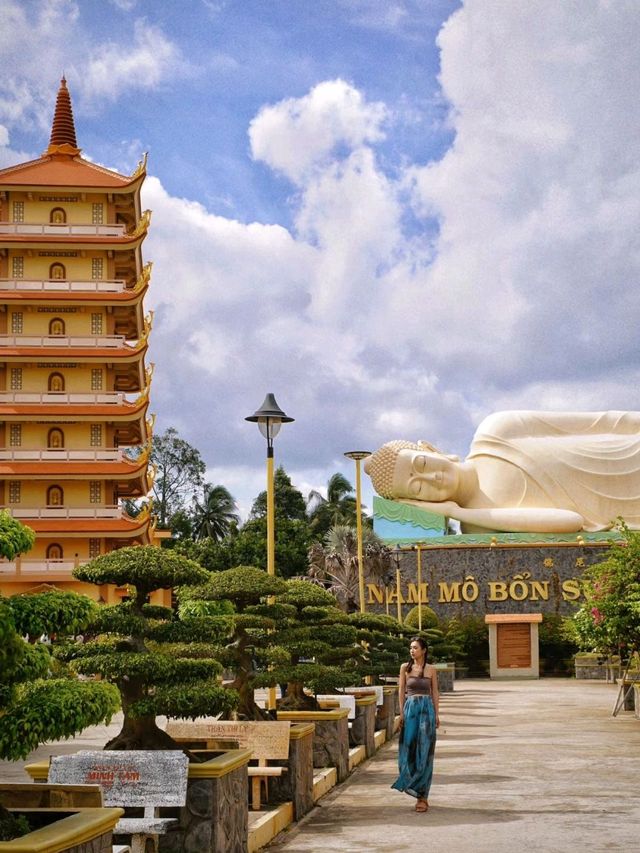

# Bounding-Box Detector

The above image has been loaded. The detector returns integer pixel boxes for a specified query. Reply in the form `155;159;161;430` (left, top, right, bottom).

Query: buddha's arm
398;499;586;533
475;410;640;441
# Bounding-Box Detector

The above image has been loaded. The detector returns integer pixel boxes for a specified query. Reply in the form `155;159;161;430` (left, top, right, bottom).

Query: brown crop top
406;669;432;696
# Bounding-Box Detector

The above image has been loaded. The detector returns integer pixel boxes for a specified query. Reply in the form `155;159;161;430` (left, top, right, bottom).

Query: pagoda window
8;482;21;503
91;369;103;391
90;424;102;446
49;263;66;280
10;368;22;391
89;538;101;558
91;313;103;335
89;481;101;503
48;372;65;392
11;312;23;334
91;258;103;279
47;485;64;506
50;207;66;224
92;203;104;225
12;202;24;223
46;543;63;560
49;317;65;336
9;424;22;446
12;256;24;278
48;428;65;449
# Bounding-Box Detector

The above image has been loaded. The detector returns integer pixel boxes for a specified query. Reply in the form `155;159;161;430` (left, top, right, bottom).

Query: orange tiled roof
0;459;148;478
25;516;151;536
0;342;148;361
0;287;147;306
0;400;149;420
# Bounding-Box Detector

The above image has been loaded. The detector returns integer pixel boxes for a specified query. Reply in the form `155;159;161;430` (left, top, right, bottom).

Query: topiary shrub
179;565;288;720
62;546;236;750
404;605;439;630
348;612;410;681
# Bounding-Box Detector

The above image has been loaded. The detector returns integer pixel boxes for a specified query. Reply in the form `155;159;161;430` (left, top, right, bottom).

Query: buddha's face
392;449;460;502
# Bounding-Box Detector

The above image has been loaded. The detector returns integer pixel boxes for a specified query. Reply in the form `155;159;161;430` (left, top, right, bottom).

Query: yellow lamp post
344;450;371;614
246;393;294;710
393;549;403;623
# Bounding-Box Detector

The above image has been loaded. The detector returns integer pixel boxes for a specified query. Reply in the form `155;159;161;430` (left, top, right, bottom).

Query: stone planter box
377;687;397;740
574;655;620;681
277;709;350;783
0;807;123;853
349;695;377;758
634;684;640;720
270;722;315;821
434;663;455;693
25;749;252;853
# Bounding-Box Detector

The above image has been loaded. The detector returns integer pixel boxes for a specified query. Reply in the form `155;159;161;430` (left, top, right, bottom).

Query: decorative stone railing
0;391;131;404
0;221;126;236
0;277;126;292
0;447;124;461
0;334;128;348
1;505;122;519
0;558;86;576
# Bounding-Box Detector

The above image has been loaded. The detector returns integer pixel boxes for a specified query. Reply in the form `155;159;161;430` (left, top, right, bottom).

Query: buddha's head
364;440;461;503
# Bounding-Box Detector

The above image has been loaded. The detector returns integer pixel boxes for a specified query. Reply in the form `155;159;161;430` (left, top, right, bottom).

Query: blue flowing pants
391;695;436;799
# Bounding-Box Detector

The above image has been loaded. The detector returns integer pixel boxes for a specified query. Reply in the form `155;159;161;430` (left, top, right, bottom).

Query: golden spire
46;76;81;156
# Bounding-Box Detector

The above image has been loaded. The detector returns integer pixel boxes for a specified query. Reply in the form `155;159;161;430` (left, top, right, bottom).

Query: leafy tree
192;484;239;541
250;466;307;521
307;473;358;538
177;516;312;578
64;546;236;749
442;615;489;674
151;427;206;528
574;521;640;661
308;525;392;611
179;565;288;720
0;510;35;559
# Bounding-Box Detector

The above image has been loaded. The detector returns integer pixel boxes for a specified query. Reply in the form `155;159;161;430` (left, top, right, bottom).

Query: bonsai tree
257;579;363;709
348;612;410;682
62;546;236;750
574;521;640;663
178;565;289;720
0;513;119;841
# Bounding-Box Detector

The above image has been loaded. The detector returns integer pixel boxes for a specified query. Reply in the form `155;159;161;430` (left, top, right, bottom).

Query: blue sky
2;0;640;519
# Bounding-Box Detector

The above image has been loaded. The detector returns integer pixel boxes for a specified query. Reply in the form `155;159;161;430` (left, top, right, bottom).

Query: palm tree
191;484;239;541
307;473;358;537
308;524;392;612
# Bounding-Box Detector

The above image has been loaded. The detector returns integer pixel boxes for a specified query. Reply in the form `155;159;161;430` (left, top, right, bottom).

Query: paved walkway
268;679;640;853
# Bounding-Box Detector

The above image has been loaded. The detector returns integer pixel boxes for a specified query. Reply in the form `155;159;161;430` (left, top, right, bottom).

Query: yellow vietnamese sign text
367;573;582;605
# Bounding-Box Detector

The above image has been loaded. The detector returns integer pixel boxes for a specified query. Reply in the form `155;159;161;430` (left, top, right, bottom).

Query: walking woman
391;636;440;812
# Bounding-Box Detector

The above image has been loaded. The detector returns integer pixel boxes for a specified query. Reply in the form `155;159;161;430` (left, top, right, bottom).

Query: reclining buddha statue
364;411;640;533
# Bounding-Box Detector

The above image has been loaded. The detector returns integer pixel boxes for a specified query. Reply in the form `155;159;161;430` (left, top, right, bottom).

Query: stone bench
616;677;640;711
48;750;188;853
166;719;290;811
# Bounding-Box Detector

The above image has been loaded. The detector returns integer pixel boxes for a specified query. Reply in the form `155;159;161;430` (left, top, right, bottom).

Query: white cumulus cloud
249;79;387;183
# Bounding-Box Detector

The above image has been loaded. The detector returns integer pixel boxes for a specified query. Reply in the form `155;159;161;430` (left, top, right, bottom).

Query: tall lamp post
344;450;371;613
246;393;294;709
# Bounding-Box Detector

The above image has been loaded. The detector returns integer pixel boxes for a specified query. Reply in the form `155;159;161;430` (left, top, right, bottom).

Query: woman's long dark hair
407;636;428;674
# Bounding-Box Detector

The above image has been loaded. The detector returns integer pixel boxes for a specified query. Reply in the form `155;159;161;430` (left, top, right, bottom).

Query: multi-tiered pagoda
0;78;157;602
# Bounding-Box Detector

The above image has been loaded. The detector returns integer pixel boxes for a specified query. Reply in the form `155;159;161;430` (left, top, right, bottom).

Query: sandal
415;798;429;812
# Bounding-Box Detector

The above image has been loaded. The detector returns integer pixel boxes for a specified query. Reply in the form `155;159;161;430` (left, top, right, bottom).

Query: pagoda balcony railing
0;557;89;577
0;277;126;293
0;447;125;461
0;222;126;237
0;334;128;348
0;391;132;405
1;505;122;519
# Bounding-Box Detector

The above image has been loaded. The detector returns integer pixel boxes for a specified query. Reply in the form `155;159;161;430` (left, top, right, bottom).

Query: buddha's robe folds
466;411;640;531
